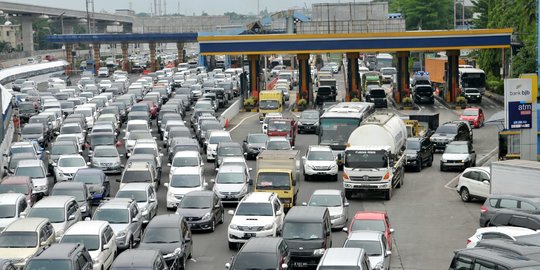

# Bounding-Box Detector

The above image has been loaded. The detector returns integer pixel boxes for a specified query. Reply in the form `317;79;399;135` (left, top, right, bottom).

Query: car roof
99;198;134;209
347;230;384;241
241;237;282;253
218;165;245;173
52;182;86;190
455;247;540;267
243;192;275;203
464;166;491;174
353;211;387;220
33;243;83;260
74;168;105;175
33;196;74;208
0;193;26;204
488;194;540;203
285;206;327;222
5;217;48;231
447;141;468;145
64;221;109;236
209;130;230;136
1;176;31;184
52;141;78;146
15;160;43;167
118;183;152;191
308;145;332;151
320;248;364;266
173;151;200;158
218;142;241;147
111;249;160;268
475;226;535;236
147;214;183;228
267;137;288;141
312;189;342;196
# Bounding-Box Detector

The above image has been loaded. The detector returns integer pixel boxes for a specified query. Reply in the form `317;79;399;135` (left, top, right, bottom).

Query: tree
386;0;454;30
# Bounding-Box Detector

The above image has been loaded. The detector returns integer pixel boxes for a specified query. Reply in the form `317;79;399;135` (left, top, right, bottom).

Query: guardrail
219;99;242;128
0;61;68;85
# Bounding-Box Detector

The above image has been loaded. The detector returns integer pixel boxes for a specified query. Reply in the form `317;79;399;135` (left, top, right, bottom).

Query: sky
12;0;367;16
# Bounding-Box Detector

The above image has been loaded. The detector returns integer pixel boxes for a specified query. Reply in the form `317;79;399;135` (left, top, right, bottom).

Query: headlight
329;163;338;168
331;214;342;219
263;224;273;230
202;212;211;220
313;248;326;256
174;247;183;255
80;205;87;212
229;224;239;230
441;159;447;162
142;209;149;216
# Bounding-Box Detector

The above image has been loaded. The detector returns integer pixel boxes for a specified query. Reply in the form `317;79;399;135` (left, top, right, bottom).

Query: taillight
480;205;487;213
466;239;471;244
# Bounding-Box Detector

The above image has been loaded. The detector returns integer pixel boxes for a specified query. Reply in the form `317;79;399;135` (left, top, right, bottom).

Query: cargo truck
255;150;301;210
490;160;540;196
343;112;407;200
258;90;284;121
402;113;440;137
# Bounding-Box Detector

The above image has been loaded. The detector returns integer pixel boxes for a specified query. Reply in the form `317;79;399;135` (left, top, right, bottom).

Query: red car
346;211;394;250
459;108;485;128
266;118;297;146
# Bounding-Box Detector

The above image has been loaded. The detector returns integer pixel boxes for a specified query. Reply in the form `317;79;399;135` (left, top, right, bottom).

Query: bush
456;96;467;105
243;97;256;107
351;97;360;102
402;97;413;105
298;98;308;106
487;80;504;95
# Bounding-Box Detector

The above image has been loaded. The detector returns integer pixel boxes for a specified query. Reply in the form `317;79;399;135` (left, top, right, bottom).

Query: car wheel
440;163;445;171
228;241;237;250
304;173;310;182
384;188;392;200
460;187;472;202
219;211;224;224
345;190;353;200
128;237;134;249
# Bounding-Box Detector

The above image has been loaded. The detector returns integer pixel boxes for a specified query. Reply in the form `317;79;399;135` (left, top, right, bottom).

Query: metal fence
296;19;406;34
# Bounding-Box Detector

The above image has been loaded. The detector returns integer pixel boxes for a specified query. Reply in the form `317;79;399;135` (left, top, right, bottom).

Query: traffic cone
225;119;229;129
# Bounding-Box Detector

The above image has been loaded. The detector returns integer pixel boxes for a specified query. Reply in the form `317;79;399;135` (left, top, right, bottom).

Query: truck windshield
260;100;279;110
344;150;388;169
319;118;360;145
268;121;290;131
256;172;290;190
461;72;486;88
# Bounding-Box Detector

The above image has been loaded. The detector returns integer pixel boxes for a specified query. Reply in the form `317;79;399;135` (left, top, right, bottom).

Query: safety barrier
0;61;68;85
219;99;242;128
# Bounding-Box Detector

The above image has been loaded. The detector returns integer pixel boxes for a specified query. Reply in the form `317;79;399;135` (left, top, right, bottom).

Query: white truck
490;159;540;196
343;112;407;200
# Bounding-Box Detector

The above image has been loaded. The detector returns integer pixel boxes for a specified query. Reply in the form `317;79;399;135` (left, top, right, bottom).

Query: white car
219;156;252;176
303;189;349;229
98;67;109;77
466;226;537;248
456;167;491;202
124;130;154;157
205;130;232;162
26;196;82;241
264;137;293;151
164;167;207;210
99;79;113;90
60;221;117;270
54;154;88;182
168;151;204;180
131;139;163;168
302;145;339;181
59;123;86;146
212;165;251;204
0;193;28;232
227;192;284;249
115;183;158;224
262;113;283;131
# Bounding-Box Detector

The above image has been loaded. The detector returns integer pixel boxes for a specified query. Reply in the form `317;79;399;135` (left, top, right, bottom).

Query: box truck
490;160;540;196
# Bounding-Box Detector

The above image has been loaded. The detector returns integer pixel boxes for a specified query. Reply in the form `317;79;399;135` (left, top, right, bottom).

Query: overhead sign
505;78;533;129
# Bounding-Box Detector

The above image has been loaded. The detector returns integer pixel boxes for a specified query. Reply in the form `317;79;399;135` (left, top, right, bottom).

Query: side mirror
472;150;476;154
291;146;295;150
150;198;156;203
84;217;91;221
167;163;171;167
102;244;109;250
276;210;283;216
282;263;288;269
483;180;490;185
159;153;164;157
302;202;307;206
248;168;253;171
86;162;91;166
40;241;48;246
227;210;235;215
132;217;139;222
164;183;169;188
302;156;306;160
390;228;395;234
215;168;219;172
342;227;349;233
225;263;231;269
45;150;50;154
385;250;392;257
68;214;76;221
19;211;27;218
203;182;209;187
344;202;350;207
210;179;215;183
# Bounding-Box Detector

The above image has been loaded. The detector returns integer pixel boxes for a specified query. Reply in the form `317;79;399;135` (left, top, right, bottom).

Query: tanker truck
343;112;407;200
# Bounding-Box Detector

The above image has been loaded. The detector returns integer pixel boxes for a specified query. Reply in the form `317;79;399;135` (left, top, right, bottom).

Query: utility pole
453;0;457;29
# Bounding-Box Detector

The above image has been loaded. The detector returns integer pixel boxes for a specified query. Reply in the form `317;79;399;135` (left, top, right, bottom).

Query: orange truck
424;58;466;84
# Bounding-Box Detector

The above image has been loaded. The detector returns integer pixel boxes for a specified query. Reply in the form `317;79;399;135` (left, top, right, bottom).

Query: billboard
505;78;533;130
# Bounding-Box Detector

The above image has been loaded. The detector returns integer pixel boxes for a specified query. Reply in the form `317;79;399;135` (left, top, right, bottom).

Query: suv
405;137;434;172
118;162;158;189
344;231;392;270
212;165;251;204
316;248;371;270
440;141;476;171
25;243;93;270
115;183;158;224
164;167;207;210
216;142;243;170
302;145;338;181
242;133;268;160
431;121;472;151
457;167;491;202
110;250;167;270
413;84;435;104
227;192;285;249
50;182;92;219
0;193;29;232
47;141;80;172
449;247;540;270
479;195;540;227
92;198;143;250
488;210;540;230
13;160;49;196
0;176;37;206
225;237;291;270
26;195;82;241
205;130;232;162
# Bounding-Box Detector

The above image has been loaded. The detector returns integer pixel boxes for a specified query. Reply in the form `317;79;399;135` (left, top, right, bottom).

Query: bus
459;68;486;95
376;53;394;71
318;102;376;164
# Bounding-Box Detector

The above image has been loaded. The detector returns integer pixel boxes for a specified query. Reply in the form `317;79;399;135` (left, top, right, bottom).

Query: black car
88;132;117;151
138;214;193;270
449;247;540;270
21;123;48;147
111;250;167;270
365;87;388;108
488;210;540;230
25;243;93;270
242;133;268;160
315;86;337;105
297;110;320;134
405;137;434;172
430;121;472;151
73;168;110;203
226;237;291;270
18;102;39;123
175;190;224;232
413;84;435;104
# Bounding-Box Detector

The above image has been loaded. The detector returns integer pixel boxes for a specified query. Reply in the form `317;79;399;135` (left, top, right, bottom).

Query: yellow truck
259;90;283;121
255;150;301;210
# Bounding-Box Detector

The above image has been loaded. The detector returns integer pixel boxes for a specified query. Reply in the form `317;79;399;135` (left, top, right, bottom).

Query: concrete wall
0;119;14;177
311;2;389;22
219;99;242;128
133;16;231;33
297;19;405;34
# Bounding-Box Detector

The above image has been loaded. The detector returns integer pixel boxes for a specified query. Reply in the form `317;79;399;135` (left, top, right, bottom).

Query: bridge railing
296;19;406;34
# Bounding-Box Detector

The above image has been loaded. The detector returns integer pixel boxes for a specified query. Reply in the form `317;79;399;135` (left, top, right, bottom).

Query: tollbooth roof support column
346;52;360;102
149;42;157;72
297;53;311;104
121;43;129;71
65;43;73;75
93;43;101;75
396;51;410;103
177;42;184;65
446;50;460;103
248;55;260;100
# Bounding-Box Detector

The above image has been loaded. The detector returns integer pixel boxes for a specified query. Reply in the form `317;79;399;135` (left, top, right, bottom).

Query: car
5;141;43;163
88;132;118;152
98;67;110;77
89;145;123;174
302;145;339;181
227;192;285;250
431;121;472;151
344;230;392;270
168;138;200;162
54;154;88;182
297;110;320;134
462;88;483;103
13;160;49;196
21;123;48;148
0;218;55;268
215;142;243;170
92;198;143;250
479;195;540;227
0;193;29;232
110;249;167;270
316;248;372;270
456;166;491;202
167;151;204;181
0;176;37;206
115;183;158;225
346;211;394;250
47;141;80;172
26;195;82;241
164;167;207;210
452;120;474;142
303;189;349;229
440;141;476;171
175;190;224;232
205;130;232;162
25;243;93;270
225;237;291;270
466;226;537;248
242;133;268;160
405;137;434;172
138;214;193;270
73;168;110;202
59;221;117;270
131;140;163;169
450;247;540;270
460;108;485;128
4;152;39;177
262;113;283;133
488;210;540;230
212;165;251;204
50;182;92;219
264;136;293;150
118;161;158;190
59;123;86;146
124;130;154;157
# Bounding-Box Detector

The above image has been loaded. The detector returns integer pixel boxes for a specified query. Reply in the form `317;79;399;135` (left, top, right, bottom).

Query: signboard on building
505;78;533;130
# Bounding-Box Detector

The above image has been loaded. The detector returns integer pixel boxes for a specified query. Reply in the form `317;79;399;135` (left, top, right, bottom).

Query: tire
384;189;392;200
333;175;338;182
219;211;224;224
228;241;237;250
304;174;310;182
345;190;353;200
460;187;472;202
440;163;445;172
128;237;134;249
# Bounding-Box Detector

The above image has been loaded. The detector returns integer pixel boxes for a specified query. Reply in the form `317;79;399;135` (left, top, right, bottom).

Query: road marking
228;113;258;132
444;175;461;190
443;147;498;190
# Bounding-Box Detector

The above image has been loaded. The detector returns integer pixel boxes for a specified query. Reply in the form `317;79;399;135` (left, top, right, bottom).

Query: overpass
0;1;134;52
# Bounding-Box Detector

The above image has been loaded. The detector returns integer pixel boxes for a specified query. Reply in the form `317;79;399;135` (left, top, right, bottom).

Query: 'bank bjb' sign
504;79;533;129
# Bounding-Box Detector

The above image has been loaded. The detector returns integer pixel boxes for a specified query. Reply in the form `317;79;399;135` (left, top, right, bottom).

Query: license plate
317;172;326;175
293;262;308;267
245;233;256;237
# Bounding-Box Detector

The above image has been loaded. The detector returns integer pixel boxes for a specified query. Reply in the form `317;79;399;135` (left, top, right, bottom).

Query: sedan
459;108;485;128
303;189;348;229
90;145;123;174
54;154;88;182
176;190;224;232
345;211;394;250
73;168;110;202
344;230;391;270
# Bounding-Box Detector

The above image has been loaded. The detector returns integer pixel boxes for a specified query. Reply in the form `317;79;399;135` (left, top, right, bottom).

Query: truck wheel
460;187;471;202
345;190;353;200
384;189;392;200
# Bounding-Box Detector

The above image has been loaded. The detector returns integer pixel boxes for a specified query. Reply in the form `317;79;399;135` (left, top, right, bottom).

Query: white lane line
228;113;258;132
444;175;461;190
443;147;498;190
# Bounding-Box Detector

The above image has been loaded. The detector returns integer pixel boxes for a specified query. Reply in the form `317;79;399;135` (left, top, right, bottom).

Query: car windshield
344;239;383;256
93;208;129;224
127;124;148;132
463;110;479;116
23;126;42;135
201;123;221;131
28;207;65;223
266;141;291;150
91;135;115;145
435;125;457;134
219;147;242;156
59;157;85;167
268;121;290;131
445;144;469;154
370;89;386;98
179;195;212;209
256;172;290;190
209;135;231;144
352;219;386;232
10;146;33;155
51;145;77;155
51;189;86;202
0;184;28;195
248;134;268;143
309;195;342;207
301;111;319;119
94;147;118;157
308;150;334;161
0;232;37;248
172;157;199;167
235;202;273;216
142;228;180;244
170;174;201;188
260;100;279;110
19;103;35;111
15;166;45;178
61;126;81;134
122;171;152;183
283;222;323;240
0;204;16;218
344;150;388;169
194;102;212;110
116;190;147;203
74;173;102;184
216;172;245;184
133;148;156;155
61;235;99;250
406;140;421;150
234;252;278;269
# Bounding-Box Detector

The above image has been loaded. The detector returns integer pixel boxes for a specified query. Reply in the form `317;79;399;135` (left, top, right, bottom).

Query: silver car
115;183;158;224
303;189;349;229
343;231;391;270
92;198;143;250
90;145;123;174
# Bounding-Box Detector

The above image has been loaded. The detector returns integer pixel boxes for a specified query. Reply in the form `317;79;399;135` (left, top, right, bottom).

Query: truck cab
259;90;284;121
266;118;297;146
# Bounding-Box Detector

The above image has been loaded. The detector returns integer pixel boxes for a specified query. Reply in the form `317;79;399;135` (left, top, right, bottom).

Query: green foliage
402;97;413;105
297;98;307;107
456;96;467;105
243;97;256;107
351;98;360;102
386;0;454;30
486;77;504;95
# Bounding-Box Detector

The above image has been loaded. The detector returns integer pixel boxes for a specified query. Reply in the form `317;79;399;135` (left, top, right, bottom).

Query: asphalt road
28;69;504;270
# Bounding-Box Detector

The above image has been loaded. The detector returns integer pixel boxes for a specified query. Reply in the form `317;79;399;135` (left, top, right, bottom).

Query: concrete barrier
219;99;242;128
0;119;14;176
0;61;68;85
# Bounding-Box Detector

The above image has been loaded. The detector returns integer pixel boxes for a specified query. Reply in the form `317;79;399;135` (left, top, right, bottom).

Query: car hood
137;243;179;255
299;119;318;124
442;153;470;160
284;239;324;251
31;177;48;187
215;183;246;193
136;202;149;211
93;157;120;163
176;208;210;218
109;223;129;234
0;217;18;230
306;160;335;167
168;186;204;196
327;206;344;217
51;222;67;233
368;255;385;269
58;166;87;173
230;216;274;227
460;115;478;121
86;184;104;193
0;247;37;260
